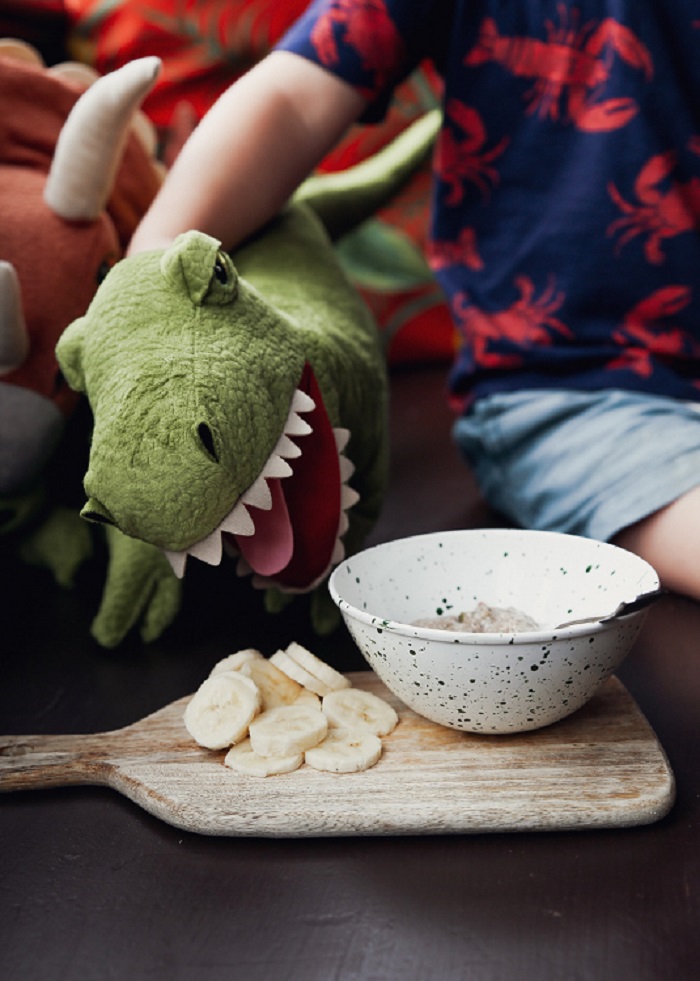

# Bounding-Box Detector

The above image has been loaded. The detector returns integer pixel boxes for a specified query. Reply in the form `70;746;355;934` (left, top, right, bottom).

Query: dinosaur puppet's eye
214;254;228;284
197;423;219;463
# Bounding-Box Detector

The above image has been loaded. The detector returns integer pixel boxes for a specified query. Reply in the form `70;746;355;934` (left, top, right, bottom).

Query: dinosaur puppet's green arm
16;504;183;646
90;526;183;648
18;504;94;587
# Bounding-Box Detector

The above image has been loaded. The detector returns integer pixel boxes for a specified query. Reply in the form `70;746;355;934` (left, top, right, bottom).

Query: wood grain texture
0;672;674;837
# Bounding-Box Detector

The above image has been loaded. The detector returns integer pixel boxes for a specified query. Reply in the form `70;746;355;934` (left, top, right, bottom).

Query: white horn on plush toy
0;262;30;375
44;57;161;221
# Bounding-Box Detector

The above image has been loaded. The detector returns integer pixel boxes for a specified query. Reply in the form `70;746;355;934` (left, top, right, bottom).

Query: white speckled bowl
328;529;659;734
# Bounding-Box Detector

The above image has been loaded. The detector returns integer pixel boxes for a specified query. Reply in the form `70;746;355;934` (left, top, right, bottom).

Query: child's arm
128;51;368;256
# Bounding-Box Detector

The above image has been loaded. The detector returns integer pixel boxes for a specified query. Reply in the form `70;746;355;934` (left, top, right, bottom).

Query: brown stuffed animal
0;42;182;648
0;40;162;496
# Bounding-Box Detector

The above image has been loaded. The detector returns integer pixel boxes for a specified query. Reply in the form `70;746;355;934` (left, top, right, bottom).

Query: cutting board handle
0;733;111;791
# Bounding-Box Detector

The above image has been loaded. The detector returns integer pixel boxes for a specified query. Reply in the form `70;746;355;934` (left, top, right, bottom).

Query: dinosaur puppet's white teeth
334;427;350;452
164;549;187;578
274;435;301;459
341;483;359;509
219;502;255;536
339;456;354;482
261;454;293;480
283;411;312;437
241;474;272;511
187;530;223;565
249;424;358;594
162;387;314;578
291;389;315;413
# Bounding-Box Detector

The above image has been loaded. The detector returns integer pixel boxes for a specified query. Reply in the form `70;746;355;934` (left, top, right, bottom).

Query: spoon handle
603;587;666;621
555;587;665;630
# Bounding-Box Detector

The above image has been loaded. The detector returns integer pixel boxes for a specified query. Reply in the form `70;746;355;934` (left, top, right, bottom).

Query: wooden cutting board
0;672;674;836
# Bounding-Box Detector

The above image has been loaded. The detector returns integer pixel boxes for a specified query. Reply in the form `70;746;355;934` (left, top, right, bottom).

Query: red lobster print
607;150;700;264
428;228;484;271
608;286;698;377
310;0;405;92
452;276;572;369
465;6;653;132
435;99;509;205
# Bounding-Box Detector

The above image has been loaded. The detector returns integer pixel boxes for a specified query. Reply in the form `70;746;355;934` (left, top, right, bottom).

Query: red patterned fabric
63;1;309;127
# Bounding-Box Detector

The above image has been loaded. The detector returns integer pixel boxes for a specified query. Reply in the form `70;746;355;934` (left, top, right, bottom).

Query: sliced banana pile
183;642;399;777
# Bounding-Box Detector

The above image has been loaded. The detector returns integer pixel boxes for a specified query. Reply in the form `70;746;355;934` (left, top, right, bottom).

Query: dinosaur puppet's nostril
81;498;116;526
197;423;219;462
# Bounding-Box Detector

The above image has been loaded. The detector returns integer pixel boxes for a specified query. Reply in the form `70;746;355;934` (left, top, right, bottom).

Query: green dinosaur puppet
56;110;440;644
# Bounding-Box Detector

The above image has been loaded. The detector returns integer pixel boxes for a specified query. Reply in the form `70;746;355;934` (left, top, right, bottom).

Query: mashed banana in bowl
413;601;540;633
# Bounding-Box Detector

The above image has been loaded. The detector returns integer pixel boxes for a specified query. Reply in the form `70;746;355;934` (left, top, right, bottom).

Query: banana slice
270;648;332;696
305;730;383;773
322;688;399;736
238;656;303;709
184;672;262;749
248;703;328;757
294;688;322;709
209;648;263;676
224;738;303;777
284;642;352;692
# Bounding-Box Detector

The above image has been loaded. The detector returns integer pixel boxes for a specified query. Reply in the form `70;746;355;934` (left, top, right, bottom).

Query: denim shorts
453;389;700;542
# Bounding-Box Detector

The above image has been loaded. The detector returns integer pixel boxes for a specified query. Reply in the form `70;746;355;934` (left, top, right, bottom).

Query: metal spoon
553;586;666;630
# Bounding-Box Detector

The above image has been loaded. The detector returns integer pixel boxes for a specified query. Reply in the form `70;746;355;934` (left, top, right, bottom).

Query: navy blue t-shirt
279;0;700;408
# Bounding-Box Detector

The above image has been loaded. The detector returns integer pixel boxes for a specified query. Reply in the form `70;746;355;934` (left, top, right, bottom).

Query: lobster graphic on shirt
607;148;700;264
465;7;653;132
451;276;572;370
607;287;700;377
310;0;406;96
434;99;509;205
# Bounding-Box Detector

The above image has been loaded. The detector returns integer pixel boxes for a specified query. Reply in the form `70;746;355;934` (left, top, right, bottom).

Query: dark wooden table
2;367;699;980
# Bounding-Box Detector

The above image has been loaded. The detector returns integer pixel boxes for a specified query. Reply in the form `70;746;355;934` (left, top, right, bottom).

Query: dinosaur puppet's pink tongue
228;363;342;590
270;364;341;590
233;479;293;577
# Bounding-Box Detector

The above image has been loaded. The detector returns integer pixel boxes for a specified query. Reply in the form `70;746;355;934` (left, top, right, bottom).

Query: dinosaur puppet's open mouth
163;363;357;592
